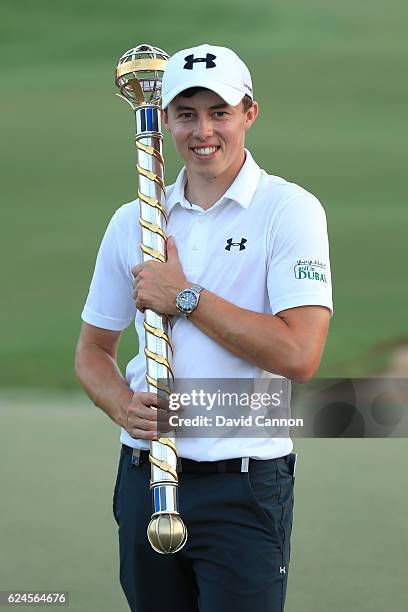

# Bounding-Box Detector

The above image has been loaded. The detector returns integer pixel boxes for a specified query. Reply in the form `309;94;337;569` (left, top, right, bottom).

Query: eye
178;112;193;119
214;111;227;118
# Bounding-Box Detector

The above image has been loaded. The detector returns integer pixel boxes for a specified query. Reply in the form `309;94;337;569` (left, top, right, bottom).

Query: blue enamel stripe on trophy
153;485;179;513
153;487;166;512
135;107;160;134
147;107;159;132
146;107;153;131
153;486;159;512
140;108;146;132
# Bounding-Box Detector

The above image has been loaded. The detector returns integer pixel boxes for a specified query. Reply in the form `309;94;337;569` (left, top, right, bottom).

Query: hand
122;391;173;440
132;236;189;315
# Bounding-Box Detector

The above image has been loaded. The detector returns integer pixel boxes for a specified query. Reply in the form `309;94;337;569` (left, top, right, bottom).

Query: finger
166;236;179;262
144;260;159;271
155;410;174;433
129;395;171;425
135;404;160;421
132;289;142;306
131;264;143;278
156;395;171;412
127;416;158;432
141;393;172;412
135;298;146;313
128;428;159;441
140;392;160;407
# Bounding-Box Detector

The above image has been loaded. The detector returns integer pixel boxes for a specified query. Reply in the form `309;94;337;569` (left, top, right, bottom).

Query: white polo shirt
82;150;333;460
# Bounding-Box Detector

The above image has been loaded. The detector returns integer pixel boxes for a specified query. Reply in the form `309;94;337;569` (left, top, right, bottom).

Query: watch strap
176;284;204;317
190;284;204;295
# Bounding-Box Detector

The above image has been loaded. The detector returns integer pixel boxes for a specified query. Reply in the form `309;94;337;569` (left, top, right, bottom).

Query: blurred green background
1;1;407;611
1;0;407;387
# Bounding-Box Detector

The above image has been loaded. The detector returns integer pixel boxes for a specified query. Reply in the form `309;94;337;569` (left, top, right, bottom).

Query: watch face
177;289;198;313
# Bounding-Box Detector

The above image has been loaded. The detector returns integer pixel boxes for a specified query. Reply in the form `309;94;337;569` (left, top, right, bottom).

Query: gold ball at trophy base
147;514;188;554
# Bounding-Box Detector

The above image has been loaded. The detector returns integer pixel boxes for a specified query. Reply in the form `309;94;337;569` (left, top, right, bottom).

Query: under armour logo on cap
184;53;217;70
225;238;247;251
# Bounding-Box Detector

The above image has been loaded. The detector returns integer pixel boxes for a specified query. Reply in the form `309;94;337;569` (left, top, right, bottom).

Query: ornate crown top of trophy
115;44;169;108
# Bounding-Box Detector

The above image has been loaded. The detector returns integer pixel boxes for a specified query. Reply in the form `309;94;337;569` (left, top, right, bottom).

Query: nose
192;115;213;141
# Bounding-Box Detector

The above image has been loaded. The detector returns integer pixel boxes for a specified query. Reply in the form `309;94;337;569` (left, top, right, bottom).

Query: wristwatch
175;284;204;318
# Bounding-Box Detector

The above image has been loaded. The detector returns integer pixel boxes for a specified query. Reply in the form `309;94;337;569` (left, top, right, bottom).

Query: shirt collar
166;149;261;213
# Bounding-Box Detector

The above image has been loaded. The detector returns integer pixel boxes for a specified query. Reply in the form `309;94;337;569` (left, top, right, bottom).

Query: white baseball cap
162;44;253;109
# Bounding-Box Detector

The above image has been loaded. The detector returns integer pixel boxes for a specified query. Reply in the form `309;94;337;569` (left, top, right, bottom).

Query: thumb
166;236;179;261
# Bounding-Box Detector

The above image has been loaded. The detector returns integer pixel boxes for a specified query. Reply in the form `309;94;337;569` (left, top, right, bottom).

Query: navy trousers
113;447;295;612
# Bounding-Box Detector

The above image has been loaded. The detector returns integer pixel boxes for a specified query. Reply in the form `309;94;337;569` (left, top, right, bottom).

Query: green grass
1;0;407;386
1;397;407;611
0;397;127;611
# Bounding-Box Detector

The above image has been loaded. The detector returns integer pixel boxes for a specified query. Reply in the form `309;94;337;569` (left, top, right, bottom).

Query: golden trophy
115;44;187;554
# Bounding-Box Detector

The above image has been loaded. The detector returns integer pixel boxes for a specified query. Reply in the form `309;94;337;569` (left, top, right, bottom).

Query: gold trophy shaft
115;44;187;554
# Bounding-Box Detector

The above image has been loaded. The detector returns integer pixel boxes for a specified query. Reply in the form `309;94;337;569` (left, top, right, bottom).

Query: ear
244;101;259;130
161;108;170;132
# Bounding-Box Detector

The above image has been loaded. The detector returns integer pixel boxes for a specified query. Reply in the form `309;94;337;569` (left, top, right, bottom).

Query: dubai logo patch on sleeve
294;260;328;283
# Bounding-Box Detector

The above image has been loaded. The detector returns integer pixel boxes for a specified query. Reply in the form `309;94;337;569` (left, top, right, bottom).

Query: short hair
171;87;253;112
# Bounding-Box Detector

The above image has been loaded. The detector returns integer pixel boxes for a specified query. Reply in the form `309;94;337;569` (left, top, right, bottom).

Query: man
75;44;333;612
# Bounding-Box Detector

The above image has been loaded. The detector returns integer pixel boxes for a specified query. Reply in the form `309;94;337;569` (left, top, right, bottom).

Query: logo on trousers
225;238;247;251
280;566;286;575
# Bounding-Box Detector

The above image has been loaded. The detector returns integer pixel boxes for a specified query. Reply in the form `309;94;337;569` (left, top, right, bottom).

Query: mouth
191;146;220;160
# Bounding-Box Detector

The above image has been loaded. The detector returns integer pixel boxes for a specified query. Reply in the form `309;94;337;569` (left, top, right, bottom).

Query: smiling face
163;89;258;185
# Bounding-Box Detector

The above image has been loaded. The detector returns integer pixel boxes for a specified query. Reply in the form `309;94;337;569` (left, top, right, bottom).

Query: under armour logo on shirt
184;53;217;70
225;238;247;251
280;566;286;575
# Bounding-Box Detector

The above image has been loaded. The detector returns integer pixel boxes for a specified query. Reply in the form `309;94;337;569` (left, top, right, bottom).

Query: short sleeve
81;209;137;331
266;195;333;316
